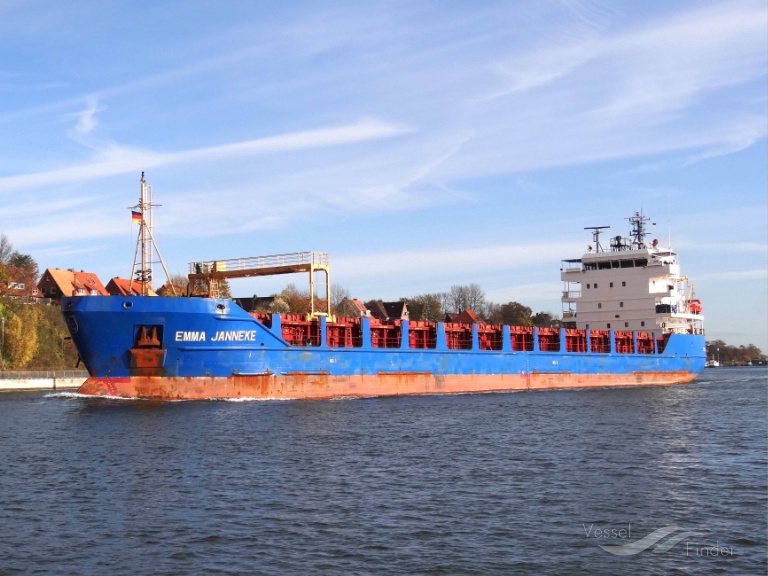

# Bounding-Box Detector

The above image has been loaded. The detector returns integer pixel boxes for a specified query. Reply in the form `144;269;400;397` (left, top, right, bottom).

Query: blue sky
1;0;766;350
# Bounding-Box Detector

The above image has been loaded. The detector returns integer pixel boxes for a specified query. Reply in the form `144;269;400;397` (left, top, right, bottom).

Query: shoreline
0;378;85;392
0;371;87;392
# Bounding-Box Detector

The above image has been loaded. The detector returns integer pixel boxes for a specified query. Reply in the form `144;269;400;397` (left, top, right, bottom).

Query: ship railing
188;251;329;275
253;314;670;355
561;260;582;273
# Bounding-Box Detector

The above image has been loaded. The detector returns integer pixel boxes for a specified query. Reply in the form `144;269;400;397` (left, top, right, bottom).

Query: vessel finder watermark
583;523;734;557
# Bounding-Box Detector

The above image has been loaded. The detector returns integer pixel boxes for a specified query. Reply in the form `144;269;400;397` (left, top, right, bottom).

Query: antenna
584;226;610;253
627;211;652;249
667;216;672;249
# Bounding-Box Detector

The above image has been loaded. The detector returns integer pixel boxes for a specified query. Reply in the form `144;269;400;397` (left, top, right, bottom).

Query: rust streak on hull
76;371;697;401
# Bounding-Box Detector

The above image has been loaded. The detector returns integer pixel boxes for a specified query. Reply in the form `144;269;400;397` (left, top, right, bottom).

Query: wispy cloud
481;43;594;101
692;242;768;254
0;119;411;193
69;94;103;136
592;2;767;120
441;1;767;178
699;269;768;281
334;242;577;280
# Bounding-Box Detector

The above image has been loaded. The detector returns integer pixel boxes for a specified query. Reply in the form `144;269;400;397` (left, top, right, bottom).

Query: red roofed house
1;281;43;302
365;300;409;321
37;268;109;302
105;277;157;296
348;298;370;317
445;309;480;324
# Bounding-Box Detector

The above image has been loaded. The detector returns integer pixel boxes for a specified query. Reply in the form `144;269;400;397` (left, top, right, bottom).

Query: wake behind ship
62;176;706;400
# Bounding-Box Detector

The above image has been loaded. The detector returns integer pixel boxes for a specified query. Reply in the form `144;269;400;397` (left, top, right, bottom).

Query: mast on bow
130;172;175;296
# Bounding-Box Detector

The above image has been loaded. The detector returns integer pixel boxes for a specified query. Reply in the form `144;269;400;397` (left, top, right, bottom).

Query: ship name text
175;330;257;342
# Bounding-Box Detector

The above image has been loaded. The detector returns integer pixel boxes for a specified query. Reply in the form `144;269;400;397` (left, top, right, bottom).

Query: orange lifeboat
690;299;702;314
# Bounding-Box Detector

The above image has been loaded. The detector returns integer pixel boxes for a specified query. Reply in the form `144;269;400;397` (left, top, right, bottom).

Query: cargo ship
62;176;706;400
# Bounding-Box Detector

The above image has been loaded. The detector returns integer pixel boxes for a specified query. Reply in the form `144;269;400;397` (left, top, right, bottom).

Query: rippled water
0;368;765;575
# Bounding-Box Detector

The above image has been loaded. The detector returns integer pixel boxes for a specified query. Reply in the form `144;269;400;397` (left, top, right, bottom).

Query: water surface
0;368;765;574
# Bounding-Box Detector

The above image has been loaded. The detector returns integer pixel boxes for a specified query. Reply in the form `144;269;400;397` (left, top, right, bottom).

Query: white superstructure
561;212;704;337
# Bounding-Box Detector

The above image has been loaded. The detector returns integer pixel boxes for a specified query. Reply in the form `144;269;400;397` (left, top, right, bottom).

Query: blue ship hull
62;295;706;400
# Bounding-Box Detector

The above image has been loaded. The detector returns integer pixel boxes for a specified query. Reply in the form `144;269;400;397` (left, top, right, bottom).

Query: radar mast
584;226;610;253
627;211;654;250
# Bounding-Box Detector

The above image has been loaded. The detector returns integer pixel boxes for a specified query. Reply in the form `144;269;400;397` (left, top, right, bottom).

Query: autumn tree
532;312;560;328
269;296;291;314
168;272;191;295
0;298;80;370
8;252;39;290
0;235;39;296
404;293;444;321
176;272;231;298
215;278;232;299
488;301;533;326
272;283;311;315
3;305;39;368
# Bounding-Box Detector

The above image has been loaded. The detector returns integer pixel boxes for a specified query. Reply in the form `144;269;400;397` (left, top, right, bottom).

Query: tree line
0;298;80;370
0;234;79;370
171;275;559;326
705;340;766;366
0;233;764;369
251;281;560;328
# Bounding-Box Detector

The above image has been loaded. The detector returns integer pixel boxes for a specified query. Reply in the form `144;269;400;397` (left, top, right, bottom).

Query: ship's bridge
562;245;677;274
560;212;702;337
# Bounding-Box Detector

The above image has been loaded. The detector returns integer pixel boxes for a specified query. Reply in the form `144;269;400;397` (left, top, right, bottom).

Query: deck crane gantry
187;251;332;320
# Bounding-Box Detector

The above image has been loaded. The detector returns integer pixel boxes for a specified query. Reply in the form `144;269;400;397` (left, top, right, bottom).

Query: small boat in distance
62;176;706;400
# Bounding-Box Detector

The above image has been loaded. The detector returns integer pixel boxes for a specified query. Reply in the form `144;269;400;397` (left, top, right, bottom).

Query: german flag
131;210;143;223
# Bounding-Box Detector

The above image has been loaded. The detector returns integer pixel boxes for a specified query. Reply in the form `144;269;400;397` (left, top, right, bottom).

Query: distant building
365;300;409;321
348;298;370;317
38;268;109;301
106;277;157;296
0;281;43;302
445;309;480;324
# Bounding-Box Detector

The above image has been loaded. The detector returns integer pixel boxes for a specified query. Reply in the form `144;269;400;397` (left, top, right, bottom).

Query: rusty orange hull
77;371;698;401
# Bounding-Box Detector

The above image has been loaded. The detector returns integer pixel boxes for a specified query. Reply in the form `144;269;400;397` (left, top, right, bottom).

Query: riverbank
0;370;88;392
